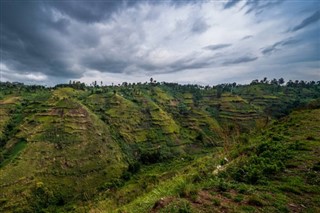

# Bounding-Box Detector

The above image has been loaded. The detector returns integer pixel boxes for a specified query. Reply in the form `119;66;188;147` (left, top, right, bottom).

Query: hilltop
0;79;319;212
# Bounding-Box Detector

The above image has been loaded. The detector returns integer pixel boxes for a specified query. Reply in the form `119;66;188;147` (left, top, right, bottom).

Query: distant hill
0;80;319;212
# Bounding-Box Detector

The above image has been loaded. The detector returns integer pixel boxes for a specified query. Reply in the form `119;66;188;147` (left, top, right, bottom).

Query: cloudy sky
1;0;319;86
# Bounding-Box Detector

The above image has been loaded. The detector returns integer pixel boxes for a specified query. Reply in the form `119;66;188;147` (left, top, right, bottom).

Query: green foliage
159;199;193;213
139;146;175;165
233;194;244;202
0;80;320;212
0;105;24;147
247;195;265;206
212;198;221;206
216;179;230;192
0;138;27;167
177;182;198;199
231;139;291;184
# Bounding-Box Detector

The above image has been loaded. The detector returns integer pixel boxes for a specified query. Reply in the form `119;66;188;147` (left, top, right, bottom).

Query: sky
0;0;319;86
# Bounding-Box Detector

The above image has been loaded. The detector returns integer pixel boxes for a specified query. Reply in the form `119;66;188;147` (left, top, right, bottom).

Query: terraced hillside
0;88;126;212
115;106;320;213
0;80;319;212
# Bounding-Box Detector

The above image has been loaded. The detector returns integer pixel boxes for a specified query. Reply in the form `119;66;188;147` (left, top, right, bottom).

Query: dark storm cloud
261;38;300;55
1;2;81;78
204;44;232;51
0;0;141;80
223;56;258;65
289;10;320;32
224;0;241;9
1;2;77;76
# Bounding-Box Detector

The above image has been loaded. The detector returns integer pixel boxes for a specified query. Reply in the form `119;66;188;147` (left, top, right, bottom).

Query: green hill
0;80;319;212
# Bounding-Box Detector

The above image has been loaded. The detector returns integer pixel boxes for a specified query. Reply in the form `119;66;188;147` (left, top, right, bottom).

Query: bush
247;195;265;206
212;198;221;206
29;182;68;211
233;194;244;203
232;140;291;184
217;179;230;192
139;147;173;164
178;182;198;198
128;162;141;174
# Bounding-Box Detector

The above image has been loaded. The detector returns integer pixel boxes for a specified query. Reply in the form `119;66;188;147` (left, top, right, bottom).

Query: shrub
217;179;230;192
128;162;141;174
212;198;221;206
232;140;291;184
139;147;173;164
178;182;198;198
29;183;67;211
233;194;244;203
248;195;265;206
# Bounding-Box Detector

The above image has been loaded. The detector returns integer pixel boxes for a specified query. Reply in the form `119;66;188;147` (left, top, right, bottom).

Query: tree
278;78;284;85
216;86;223;98
250;79;259;85
270;78;278;85
262;77;268;84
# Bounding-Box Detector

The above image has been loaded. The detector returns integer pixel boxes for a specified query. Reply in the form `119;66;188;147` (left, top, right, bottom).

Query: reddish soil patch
150;197;175;212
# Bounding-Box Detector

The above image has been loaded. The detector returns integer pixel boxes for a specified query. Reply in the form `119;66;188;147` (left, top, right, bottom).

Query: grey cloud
191;18;209;34
1;2;82;78
224;0;241;9
139;53;215;74
261;38;300;55
1;0;319;85
48;18;71;34
223;56;258;65
49;1;140;23
169;58;212;72
82;57;129;73
244;0;286;15
289;10;320;32
241;35;253;40
261;46;278;55
281;39;301;46
204;44;232;51
0;1;142;80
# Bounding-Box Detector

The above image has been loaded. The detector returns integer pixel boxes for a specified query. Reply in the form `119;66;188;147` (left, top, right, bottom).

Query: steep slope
83;88;225;164
0;81;319;212
116;107;319;213
0;88;126;212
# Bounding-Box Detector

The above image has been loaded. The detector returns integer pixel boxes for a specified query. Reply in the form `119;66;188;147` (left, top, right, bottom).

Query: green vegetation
0;79;319;212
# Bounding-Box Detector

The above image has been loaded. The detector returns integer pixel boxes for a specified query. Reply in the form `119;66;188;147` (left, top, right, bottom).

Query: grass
0;83;319;212
109;108;320;212
0;139;27;168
